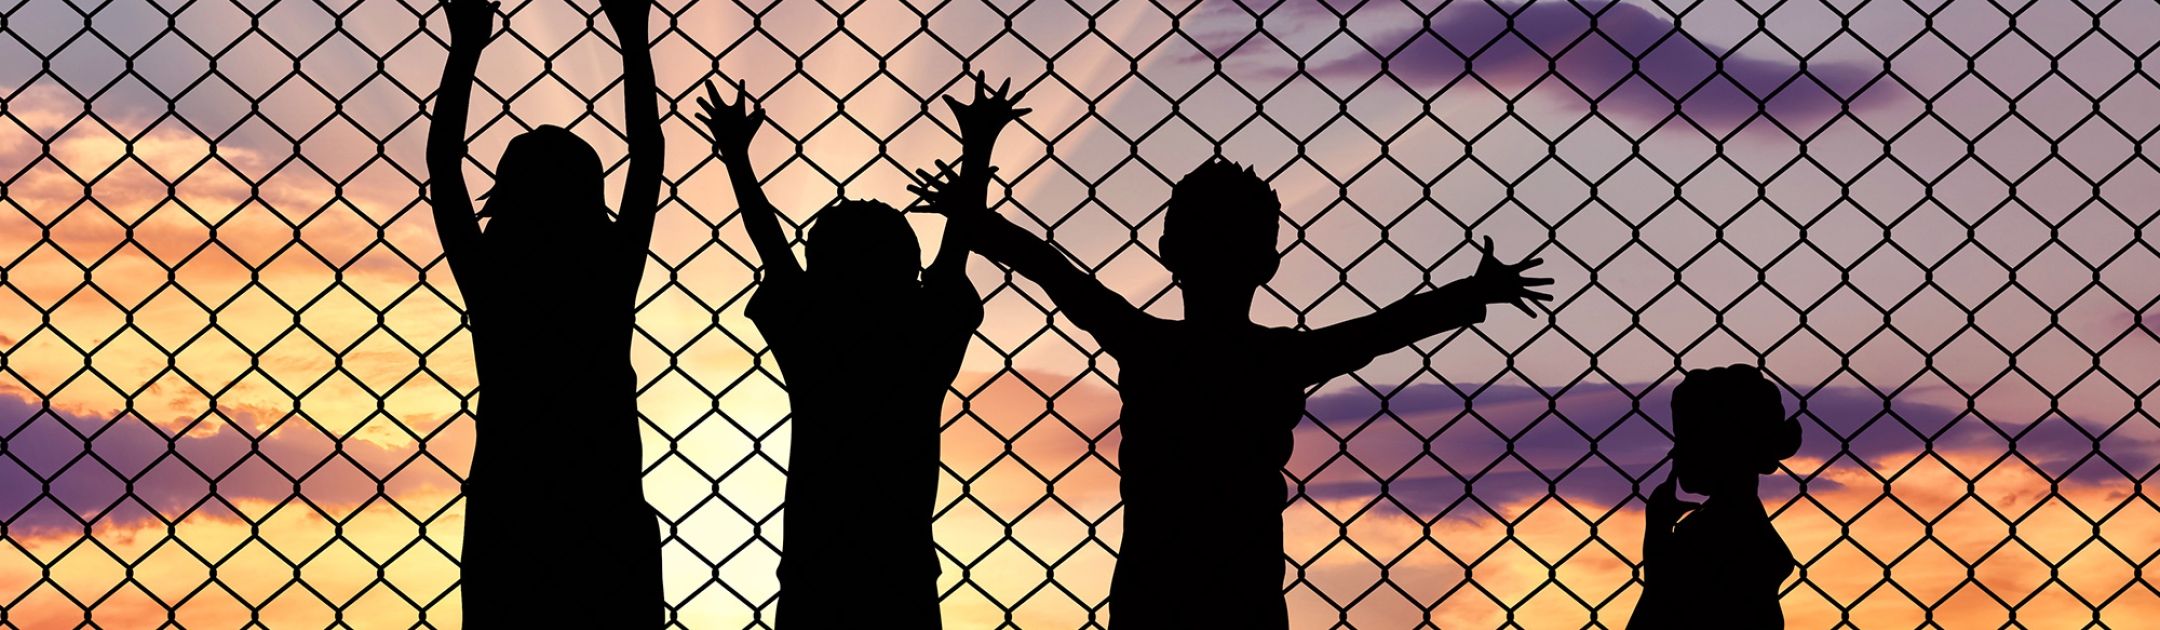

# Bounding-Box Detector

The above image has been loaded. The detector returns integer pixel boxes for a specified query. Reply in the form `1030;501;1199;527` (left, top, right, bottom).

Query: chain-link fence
1;0;2156;627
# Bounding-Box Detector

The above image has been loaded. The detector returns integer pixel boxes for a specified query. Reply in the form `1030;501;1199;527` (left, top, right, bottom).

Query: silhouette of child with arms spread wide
1628;365;1801;629
698;76;1020;627
428;0;664;624
916;96;1554;628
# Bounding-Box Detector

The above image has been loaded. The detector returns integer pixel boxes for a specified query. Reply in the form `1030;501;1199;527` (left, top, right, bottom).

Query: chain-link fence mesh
1;0;2156;627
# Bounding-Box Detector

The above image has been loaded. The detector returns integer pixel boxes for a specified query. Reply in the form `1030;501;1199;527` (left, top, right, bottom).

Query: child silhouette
698;77;1019;627
917;105;1554;628
1628;365;1801;629
427;0;664;624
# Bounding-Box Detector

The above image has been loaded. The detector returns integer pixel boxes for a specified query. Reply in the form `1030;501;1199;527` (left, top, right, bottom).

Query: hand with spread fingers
1466;236;1555;317
908;159;998;217
943;72;1032;153
697;80;766;160
444;0;498;54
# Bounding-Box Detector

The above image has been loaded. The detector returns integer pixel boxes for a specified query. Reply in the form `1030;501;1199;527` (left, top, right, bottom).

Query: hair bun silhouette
1673;364;1801;473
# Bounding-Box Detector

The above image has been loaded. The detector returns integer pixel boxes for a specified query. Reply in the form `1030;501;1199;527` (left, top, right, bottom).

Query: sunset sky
2;0;2156;627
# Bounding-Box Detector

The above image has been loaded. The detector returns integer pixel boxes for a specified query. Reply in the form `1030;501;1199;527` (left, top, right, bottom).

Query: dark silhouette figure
698;77;1014;627
1628;365;1801;629
429;0;664;624
918;120;1555;626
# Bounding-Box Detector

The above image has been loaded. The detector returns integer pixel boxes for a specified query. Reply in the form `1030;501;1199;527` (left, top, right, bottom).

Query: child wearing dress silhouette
915;93;1555;628
697;76;1020;627
428;0;664;624
1629;365;1802;629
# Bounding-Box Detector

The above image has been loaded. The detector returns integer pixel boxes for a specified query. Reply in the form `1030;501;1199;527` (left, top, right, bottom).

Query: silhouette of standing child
428;0;665;624
916;97;1555;627
697;76;1020;627
1629;365;1801;629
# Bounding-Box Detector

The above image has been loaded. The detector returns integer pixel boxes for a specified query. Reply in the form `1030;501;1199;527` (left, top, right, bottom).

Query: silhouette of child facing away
428;0;664;625
917;107;1554;627
1628;365;1801;629
698;77;1019;627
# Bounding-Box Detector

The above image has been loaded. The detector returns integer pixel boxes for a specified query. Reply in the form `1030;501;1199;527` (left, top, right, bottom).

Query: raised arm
917;75;1030;282
1626;472;1698;629
426;0;495;288
911;77;1147;345
697;81;799;278
1293;236;1552;383
602;0;662;276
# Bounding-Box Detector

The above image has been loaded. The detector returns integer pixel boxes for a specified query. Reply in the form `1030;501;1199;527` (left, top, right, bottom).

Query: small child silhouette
428;0;664;624
1628;365;1801;629
698;77;1019;627
917;107;1554;628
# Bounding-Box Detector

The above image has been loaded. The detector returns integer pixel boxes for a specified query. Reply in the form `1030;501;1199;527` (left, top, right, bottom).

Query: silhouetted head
1670;365;1801;497
806;198;920;288
1159;159;1281;292
478;125;609;230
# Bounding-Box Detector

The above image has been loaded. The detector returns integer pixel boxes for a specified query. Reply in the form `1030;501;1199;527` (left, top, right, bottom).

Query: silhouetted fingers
1521;276;1555;287
1511;257;1544;271
1520;288;1554;302
1010;107;1033;119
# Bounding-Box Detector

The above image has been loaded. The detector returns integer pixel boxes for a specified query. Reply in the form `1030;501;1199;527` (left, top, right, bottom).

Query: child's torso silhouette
749;271;981;626
1637;496;1795;628
459;216;661;623
1107;318;1343;629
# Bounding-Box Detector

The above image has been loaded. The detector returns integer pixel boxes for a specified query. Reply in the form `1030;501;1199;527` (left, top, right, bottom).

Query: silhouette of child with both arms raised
698;77;1024;627
1628;365;1801;629
429;0;664;624
915;88;1555;629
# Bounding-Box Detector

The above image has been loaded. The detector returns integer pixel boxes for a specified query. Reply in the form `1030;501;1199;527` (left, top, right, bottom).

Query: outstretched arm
603;0;662;277
697;81;800;278
959;208;1148;345
1295;236;1552;383
426;0;494;290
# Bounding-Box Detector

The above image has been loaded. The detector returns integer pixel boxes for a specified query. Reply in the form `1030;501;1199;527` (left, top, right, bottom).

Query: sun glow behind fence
0;0;2156;627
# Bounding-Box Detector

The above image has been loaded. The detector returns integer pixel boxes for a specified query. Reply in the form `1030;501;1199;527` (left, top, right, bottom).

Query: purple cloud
0;391;437;537
1291;379;2154;518
1312;1;1894;133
